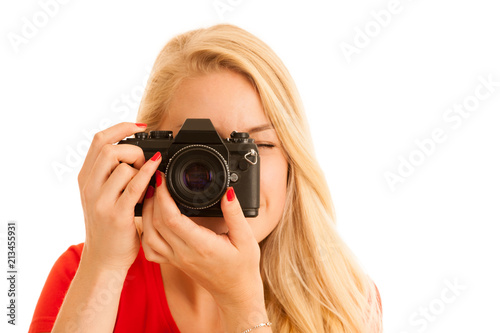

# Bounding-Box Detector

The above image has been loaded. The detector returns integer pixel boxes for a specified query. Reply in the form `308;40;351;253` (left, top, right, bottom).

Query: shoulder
39;242;85;294
44;243;84;286
55;243;85;267
47;243;85;283
28;243;85;333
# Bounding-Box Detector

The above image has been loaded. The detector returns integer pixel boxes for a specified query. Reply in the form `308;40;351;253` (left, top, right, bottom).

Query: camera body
118;118;260;217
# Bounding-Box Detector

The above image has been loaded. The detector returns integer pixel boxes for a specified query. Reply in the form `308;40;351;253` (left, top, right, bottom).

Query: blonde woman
30;24;382;333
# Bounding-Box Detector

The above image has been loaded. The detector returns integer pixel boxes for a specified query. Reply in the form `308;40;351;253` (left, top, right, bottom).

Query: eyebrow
247;123;273;134
173;122;274;134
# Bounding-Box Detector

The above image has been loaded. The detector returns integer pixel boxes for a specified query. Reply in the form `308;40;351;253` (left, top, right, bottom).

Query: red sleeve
28;243;84;333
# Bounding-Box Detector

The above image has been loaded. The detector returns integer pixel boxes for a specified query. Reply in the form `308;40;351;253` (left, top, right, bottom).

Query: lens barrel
165;144;229;209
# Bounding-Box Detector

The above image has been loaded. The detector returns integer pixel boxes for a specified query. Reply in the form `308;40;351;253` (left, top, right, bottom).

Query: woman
29;24;382;332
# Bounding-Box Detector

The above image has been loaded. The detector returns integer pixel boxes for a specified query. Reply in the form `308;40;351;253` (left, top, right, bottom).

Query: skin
142;69;289;332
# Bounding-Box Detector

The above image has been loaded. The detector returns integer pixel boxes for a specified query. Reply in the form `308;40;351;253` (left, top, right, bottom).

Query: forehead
161;70;271;137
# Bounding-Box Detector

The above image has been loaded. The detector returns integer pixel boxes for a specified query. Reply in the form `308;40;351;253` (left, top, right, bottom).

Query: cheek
259;153;288;218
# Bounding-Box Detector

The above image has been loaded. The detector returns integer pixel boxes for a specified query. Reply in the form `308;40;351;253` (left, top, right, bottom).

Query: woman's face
158;69;288;242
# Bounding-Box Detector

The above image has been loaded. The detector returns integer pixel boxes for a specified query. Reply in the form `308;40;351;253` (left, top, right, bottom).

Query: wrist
77;250;130;280
215;272;265;308
217;294;270;333
80;245;134;274
240;322;272;333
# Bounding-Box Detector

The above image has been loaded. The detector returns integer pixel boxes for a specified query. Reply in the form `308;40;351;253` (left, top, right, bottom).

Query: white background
1;0;499;332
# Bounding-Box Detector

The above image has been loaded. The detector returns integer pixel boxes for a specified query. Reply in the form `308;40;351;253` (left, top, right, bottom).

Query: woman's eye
256;143;275;149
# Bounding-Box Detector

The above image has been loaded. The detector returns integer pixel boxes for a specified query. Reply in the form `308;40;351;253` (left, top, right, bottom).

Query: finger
153;184;193;257
85;144;146;196
220;187;253;248
99;162;139;204
116;151;162;211
79;122;147;188
153;170;209;248
142;242;170;263
138;187;147;204
154;170;183;220
141;185;174;263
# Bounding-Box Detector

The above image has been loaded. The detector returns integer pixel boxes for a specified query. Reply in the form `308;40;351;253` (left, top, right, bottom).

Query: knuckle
101;144;114;157
128;166;139;178
165;214;183;232
143;247;156;262
143;246;169;264
198;245;214;258
114;162;128;173
81;184;91;199
151;215;163;230
77;172;85;188
92;131;106;146
141;233;155;248
130;144;145;155
116;163;136;178
94;198;109;217
126;181;143;196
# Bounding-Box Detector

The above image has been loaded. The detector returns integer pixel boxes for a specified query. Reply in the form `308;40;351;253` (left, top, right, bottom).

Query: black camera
118;118;260;217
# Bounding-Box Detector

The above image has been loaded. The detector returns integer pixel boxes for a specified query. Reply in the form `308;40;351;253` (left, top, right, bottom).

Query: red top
29;244;382;333
28;243;181;333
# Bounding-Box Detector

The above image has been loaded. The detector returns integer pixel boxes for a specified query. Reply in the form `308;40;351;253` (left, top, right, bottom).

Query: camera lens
182;162;212;192
166;145;229;209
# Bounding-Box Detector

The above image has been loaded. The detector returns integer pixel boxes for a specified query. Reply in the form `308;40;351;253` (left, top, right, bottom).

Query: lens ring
165;144;229;210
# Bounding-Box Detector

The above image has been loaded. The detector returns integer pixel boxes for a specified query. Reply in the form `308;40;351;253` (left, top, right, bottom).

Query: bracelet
241;322;272;333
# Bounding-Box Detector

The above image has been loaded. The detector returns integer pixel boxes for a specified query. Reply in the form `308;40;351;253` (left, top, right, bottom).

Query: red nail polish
226;187;235;202
136;123;147;128
145;185;155;199
155;170;162;187
151;151;161;162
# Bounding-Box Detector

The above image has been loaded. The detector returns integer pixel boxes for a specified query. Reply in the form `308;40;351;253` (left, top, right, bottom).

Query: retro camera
118;118;260;217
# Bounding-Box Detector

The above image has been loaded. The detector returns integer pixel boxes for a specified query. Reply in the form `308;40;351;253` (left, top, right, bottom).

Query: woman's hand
77;122;162;270
141;170;264;309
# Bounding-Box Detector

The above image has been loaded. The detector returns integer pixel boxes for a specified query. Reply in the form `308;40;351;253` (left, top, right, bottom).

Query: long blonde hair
137;24;382;333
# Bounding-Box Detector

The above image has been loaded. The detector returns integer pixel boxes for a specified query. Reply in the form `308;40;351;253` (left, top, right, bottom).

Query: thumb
220;187;254;248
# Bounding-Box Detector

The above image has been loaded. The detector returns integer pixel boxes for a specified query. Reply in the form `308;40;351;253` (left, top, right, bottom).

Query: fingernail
135;123;147;128
145;185;155;199
155;170;162;187
151;151;161;162
226;187;235;202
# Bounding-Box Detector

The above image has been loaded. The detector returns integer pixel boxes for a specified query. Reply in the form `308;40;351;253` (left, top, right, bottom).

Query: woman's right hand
77;122;162;270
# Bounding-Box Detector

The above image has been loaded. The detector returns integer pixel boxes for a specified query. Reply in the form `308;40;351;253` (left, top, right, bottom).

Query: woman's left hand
141;170;264;309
